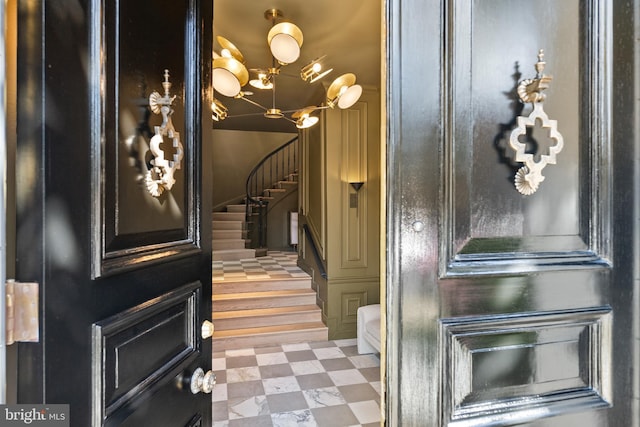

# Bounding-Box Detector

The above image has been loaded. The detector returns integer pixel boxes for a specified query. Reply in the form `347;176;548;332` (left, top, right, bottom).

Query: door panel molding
90;0;202;278
440;306;612;425
440;0;613;278
92;281;201;426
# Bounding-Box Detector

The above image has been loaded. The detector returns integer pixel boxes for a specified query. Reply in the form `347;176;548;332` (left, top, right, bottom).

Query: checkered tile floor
212;339;381;427
213;251;309;282
212;252;381;426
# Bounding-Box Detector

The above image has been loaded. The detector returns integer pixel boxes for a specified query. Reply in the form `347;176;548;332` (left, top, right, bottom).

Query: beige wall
211;129;296;210
299;87;381;339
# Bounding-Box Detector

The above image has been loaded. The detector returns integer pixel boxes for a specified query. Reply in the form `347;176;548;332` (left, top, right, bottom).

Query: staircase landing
212;251;327;351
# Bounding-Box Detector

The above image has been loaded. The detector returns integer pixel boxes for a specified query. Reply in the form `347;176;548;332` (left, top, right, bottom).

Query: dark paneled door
15;1;213;426
387;0;637;426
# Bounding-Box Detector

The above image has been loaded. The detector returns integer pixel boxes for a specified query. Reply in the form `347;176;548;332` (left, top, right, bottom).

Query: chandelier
211;9;363;129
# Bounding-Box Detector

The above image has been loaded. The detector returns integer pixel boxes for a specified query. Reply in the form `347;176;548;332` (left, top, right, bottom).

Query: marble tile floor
212;339;381;427
212;251;307;283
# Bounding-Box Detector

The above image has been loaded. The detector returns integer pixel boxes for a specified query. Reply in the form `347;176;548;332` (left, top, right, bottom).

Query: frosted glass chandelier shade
212;57;249;97
337;84;362;109
326;73;363;109
267;22;303;65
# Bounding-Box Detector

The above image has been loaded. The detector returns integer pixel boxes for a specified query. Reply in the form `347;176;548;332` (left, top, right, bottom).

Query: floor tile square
259;363;294;379
327;369;368;386
226;348;256;357
309;341;337;349
212;355;226;371
370;381;382;395
266;391;309;413
349;400;381;424
226;366;261;383
312;347;346;360
228;415;273;427
340;345;360;357
303;386;346;408
227;380;265;400
290;360;325;376
334;338;357;347
256;352;288;366
359;366;381;382
270;409;316;426
338;383;380;403
213;369;227;385
262;376;301;394
349;354;380;369
212;383;228;402
213;400;229;422
319;357;355;372
285;350;317;362
228;395;269;420
282;342;311;352
226;355;258;369
254;345;283;355
310;404;359;426
295;373;334;390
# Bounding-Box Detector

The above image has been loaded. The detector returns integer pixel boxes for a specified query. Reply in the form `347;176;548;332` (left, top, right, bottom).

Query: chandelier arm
239;96;269;112
272;76;277;110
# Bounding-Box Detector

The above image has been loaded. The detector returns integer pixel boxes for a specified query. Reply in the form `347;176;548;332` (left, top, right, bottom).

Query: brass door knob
201;320;214;339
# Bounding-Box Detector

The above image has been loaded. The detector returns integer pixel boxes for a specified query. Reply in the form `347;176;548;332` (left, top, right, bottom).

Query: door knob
201;320;214;339
189;367;216;394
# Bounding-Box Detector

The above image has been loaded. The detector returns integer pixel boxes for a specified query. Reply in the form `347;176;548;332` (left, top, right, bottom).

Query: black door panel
15;1;213;425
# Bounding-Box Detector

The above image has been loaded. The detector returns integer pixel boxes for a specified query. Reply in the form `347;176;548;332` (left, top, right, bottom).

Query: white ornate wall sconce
508;50;564;195
145;69;184;197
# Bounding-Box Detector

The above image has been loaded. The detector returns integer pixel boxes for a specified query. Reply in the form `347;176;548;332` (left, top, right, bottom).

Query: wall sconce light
350;182;364;192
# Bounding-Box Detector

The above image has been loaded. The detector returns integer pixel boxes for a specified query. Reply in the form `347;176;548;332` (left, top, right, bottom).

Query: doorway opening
213;0;386;417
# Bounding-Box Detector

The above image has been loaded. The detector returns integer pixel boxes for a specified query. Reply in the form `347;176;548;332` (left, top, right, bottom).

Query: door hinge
5;280;39;345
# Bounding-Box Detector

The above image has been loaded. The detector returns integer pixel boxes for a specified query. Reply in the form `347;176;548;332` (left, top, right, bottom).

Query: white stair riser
212;249;256;261
226;205;246;213
213;212;245;221
212;220;243;230
213;310;322;331
213;294;316;311
212;240;246;250
212;328;328;352
213;279;312;294
213;230;243;239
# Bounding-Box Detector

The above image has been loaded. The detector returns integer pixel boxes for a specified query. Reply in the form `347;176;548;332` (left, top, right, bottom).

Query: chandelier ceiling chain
211;9;363;129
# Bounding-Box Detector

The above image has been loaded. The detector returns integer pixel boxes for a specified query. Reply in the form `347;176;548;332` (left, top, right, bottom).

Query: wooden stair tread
212;221;243;230
212;322;327;338
213;304;320;320
213;277;310;285
212;249;256;261
213;288;315;301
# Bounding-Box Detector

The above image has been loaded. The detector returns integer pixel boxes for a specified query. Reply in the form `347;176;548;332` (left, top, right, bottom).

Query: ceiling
212;0;382;133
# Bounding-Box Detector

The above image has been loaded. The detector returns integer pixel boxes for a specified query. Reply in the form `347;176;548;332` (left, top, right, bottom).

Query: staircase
212;205;256;261
212;263;327;351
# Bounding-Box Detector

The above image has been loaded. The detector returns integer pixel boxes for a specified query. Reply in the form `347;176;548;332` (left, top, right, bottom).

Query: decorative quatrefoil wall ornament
145;69;184;197
508;50;564;195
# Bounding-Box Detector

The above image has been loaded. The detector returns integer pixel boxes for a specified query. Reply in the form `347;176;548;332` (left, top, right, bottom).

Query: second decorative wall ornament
146;69;184;197
508;49;564;195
